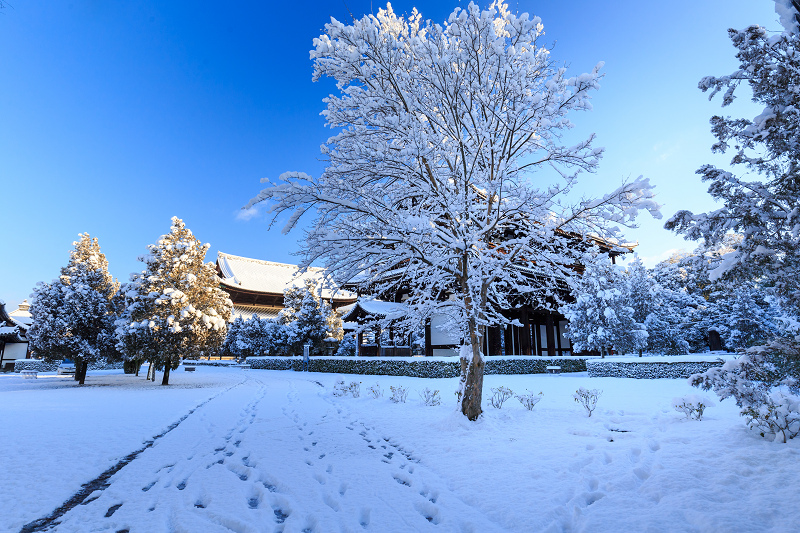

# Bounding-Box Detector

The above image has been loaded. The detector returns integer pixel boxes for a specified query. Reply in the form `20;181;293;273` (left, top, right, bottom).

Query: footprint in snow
359;507;371;528
414;500;441;524
393;473;412;487
105;503;123;518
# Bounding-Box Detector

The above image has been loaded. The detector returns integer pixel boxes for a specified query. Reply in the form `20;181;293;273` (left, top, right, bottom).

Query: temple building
215;249;623;357
215;252;357;320
0;299;31;371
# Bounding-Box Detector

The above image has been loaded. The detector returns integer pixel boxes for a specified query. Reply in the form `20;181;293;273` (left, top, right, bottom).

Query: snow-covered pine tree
623;256;656;356
246;2;660;420
117;217;232;385
670;2;800;439
701;284;777;352
27;234;120;384
561;251;647;356
279;279;343;356
643;287;693;355
223;314;285;359
665;17;800;320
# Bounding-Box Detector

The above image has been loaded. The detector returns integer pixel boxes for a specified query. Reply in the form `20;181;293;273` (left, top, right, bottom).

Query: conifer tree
117;217;232;385
28;234;120;384
279;279;343;356
561;251;647;356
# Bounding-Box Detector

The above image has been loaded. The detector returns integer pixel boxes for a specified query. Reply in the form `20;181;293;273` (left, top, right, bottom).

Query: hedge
587;359;726;379
14;359;125;373
185;359;240;367
246;356;591;378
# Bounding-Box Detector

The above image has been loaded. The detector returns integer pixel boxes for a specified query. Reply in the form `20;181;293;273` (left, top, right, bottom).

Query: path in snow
42;373;506;533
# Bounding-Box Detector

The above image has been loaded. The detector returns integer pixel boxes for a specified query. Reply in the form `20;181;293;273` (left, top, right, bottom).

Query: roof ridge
217;251;324;272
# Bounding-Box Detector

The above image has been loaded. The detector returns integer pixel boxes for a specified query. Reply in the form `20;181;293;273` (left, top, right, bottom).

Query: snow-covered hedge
587;356;727;379
185;359;240;367
246;356;591;378
13;359;125;373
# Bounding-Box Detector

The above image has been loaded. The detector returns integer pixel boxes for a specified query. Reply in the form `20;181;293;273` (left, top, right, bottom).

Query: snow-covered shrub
332;380;348;397
574;387;602;417
588;359;726;379
335;334;357;357
516;391;543;411
419;388;441;406
367;382;383;399
347;381;361;398
742;393;800;443
672;395;714;420
245;355;591;378
490;386;514;409
390;385;409;404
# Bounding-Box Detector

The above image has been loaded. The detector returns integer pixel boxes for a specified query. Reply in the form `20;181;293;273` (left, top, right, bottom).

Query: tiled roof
217;252;356;300
340;299;404;321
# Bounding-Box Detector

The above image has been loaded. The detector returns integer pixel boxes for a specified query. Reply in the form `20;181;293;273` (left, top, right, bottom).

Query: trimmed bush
246;356;591;378
14;359;124;373
587;360;725;379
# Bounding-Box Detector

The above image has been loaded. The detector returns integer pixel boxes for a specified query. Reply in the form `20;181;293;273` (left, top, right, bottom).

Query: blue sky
0;0;780;310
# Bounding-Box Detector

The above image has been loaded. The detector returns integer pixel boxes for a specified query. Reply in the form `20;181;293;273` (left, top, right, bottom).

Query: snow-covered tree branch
247;2;660;420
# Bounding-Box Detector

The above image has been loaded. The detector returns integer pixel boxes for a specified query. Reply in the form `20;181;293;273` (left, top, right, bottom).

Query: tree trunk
77;361;87;385
459;318;484;421
162;362;171;385
146;361;153;381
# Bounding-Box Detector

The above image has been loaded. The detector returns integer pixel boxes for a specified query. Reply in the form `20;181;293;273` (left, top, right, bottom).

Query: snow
3;367;799;532
588;353;735;364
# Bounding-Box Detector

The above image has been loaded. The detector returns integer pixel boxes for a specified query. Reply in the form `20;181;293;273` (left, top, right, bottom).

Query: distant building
215;252;357;321
0;299;31;371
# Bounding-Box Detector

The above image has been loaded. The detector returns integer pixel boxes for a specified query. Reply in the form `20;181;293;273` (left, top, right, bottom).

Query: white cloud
235;205;261;221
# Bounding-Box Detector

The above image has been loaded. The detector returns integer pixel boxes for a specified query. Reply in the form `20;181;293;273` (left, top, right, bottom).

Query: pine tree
279;279;343;356
561;251;647;356
117;217;232;385
27;234;120;384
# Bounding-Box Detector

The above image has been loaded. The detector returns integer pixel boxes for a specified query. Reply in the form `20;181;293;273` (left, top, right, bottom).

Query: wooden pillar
520;308;532;356
425;320;433;357
357;330;363;357
545;313;556;356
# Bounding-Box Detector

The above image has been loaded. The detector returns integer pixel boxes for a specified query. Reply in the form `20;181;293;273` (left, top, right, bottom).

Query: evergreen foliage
115;217;232;385
673;11;800;441
561;251;647;355
27;234;120;384
279;279;343;356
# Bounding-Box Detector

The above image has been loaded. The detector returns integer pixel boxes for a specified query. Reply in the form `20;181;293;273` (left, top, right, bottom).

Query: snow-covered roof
231;304;282;322
340;299;404;322
217;252;356;300
9;299;33;328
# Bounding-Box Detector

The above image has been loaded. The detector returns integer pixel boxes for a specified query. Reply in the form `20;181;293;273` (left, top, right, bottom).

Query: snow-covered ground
2;367;798;532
